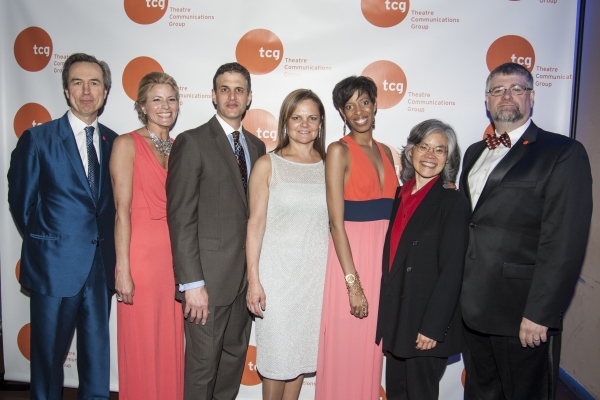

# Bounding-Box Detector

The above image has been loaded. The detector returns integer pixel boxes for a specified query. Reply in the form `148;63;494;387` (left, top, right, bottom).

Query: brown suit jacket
166;116;266;306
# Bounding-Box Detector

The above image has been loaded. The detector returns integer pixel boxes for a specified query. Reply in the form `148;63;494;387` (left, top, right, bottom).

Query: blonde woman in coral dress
316;76;397;400
111;72;183;400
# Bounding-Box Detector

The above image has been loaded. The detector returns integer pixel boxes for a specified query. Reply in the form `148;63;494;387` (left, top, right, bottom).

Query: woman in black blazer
376;119;470;400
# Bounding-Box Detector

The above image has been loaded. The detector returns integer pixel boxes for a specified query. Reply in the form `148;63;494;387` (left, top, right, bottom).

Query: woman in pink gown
316;76;397;400
110;72;183;400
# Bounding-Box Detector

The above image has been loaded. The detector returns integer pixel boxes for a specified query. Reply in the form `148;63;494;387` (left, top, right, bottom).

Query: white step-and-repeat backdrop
0;0;579;398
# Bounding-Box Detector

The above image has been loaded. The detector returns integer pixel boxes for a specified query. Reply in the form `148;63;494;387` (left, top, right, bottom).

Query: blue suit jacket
8;112;117;297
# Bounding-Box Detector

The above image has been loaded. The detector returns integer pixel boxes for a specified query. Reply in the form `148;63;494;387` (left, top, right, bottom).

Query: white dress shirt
468;119;531;209
68;110;100;176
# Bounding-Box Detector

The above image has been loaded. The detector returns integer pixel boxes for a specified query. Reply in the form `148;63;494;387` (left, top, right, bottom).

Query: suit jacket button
406;267;412;272
412;241;418;246
469;223;476;227
242;246;246;250
91;239;97;244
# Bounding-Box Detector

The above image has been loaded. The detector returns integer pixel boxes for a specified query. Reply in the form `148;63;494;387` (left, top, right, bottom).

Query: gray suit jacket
166;116;266;306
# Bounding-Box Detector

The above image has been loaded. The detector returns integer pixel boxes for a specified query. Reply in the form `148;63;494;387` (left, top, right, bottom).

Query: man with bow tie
459;62;592;400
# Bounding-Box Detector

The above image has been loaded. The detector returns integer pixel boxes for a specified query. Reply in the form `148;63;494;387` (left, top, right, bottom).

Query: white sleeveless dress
255;153;329;380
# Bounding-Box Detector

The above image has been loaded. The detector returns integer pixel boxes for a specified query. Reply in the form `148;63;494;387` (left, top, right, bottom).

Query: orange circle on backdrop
17;323;31;361
15;259;21;281
243;109;278;152
362;61;408;109
486;35;535;72
14;103;52;138
14;27;53;72
362;0;410;27
124;0;168;25
484;123;495;139
122;57;164;101
236;29;284;75
241;345;261;386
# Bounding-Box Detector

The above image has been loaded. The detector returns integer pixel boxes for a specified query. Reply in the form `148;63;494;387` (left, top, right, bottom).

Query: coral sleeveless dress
316;135;397;400
117;131;183;400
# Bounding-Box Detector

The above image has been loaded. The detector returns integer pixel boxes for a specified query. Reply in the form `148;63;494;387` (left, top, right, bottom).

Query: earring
318;126;322;138
372;117;376;129
343;118;347;136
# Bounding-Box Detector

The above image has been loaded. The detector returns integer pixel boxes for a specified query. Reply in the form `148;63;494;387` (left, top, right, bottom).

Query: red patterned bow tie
485;132;512;150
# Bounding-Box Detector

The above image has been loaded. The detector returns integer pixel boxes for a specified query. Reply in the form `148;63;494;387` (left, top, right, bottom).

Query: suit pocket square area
503;181;537;188
199;237;220;251
29;233;61;241
503;263;535;279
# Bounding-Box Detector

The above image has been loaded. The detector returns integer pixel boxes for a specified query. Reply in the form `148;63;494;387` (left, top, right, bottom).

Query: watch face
345;275;356;284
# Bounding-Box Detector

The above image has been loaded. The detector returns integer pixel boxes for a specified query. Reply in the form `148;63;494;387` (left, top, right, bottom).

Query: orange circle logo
243;109;278;152
17;323;31;361
484;123;495;139
486;35;535;72
15;259;21;281
241;345;261;386
362;61;408;109
236;29;284;75
14;103;51;138
124;0;168;24
380;385;387;399
362;0;410;27
122;57;164;101
14;27;53;72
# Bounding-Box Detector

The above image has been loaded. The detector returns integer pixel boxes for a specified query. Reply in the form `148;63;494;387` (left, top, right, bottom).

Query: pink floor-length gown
316;135;397;400
117;131;183;400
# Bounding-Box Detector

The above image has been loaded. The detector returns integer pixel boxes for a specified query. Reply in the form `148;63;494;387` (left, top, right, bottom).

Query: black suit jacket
460;122;592;337
376;178;470;358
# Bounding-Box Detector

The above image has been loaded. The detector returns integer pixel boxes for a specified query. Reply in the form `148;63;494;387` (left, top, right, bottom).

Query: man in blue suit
8;53;118;400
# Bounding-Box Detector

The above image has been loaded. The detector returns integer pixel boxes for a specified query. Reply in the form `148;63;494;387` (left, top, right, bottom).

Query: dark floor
0;379;581;400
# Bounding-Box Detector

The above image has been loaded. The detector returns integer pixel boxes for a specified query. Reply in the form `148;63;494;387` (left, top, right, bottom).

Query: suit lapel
209;117;248;207
384;179;443;285
473;123;538;214
58;114;94;202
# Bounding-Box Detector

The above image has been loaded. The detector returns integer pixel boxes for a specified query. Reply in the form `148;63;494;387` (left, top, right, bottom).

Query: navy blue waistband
344;198;394;222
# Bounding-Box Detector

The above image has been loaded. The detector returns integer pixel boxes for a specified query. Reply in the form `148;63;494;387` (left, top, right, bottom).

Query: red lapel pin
102;136;106;141
523;140;529;145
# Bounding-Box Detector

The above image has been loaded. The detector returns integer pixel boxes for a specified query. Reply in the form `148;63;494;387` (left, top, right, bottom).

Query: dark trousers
30;248;111;400
182;286;252;400
462;323;560;400
385;352;448;400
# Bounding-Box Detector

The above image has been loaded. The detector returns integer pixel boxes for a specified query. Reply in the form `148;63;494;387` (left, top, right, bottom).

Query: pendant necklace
146;127;172;157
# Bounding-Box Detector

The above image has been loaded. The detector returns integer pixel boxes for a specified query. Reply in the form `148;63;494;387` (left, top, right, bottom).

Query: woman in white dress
246;89;329;400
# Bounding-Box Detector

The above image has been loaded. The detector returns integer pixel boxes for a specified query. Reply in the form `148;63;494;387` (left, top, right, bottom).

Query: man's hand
184;286;209;325
519;317;548;348
415;333;437;350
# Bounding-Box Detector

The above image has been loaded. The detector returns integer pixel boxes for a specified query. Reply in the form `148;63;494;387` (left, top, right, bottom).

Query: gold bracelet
345;272;364;297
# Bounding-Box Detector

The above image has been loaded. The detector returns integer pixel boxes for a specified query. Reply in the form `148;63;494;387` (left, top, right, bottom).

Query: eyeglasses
486;85;533;97
414;143;447;157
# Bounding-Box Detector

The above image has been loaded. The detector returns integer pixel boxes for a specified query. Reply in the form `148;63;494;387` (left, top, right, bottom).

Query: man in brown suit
166;62;266;400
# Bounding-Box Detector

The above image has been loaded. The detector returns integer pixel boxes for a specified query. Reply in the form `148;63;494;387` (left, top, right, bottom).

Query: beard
493;104;524;124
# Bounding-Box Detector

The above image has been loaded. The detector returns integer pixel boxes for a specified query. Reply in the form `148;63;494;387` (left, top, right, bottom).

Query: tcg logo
362;0;410;28
486;35;535;72
125;0;168;25
361;61;408;109
236;29;284;75
14;103;51;138
14;27;53;72
243;109;278;152
122;57;164;101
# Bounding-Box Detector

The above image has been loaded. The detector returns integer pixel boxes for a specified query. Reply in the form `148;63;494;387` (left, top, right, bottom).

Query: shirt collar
495;118;531;144
215;113;243;135
67;109;98;135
